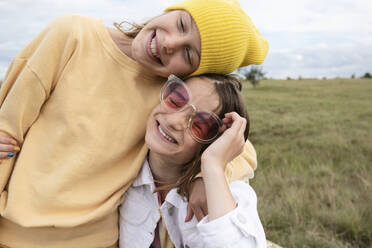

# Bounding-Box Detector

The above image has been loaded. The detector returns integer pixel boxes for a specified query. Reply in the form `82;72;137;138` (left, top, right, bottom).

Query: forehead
185;77;219;112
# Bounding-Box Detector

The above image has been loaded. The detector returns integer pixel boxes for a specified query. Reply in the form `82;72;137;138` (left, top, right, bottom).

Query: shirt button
237;213;247;224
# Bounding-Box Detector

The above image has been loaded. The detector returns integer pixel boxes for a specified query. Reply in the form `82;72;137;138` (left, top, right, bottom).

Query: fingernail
7;152;14;157
11;141;17;145
14;147;20;152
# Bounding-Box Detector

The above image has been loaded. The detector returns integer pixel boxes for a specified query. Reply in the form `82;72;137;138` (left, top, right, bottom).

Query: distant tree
237;66;266;87
286;76;291;80
361;72;372;79
351;73;355;79
322;77;327;80
298;76;302;80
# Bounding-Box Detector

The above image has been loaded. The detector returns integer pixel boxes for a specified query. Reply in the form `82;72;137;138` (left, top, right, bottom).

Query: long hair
154;74;250;199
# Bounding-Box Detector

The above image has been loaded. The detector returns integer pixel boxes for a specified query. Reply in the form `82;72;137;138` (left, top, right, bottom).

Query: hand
0;131;20;163
185;178;208;222
201;112;247;171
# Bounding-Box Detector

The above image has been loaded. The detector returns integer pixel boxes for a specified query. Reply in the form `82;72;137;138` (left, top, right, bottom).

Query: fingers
185;202;205;222
192;206;205;222
201;203;208;219
222;112;246;154
0;144;20;153
0;152;15;159
0;133;20;163
0;135;18;145
238;117;247;136
218;125;227;133
186;178;208;222
223;112;246;135
0;142;21;160
185;204;194;222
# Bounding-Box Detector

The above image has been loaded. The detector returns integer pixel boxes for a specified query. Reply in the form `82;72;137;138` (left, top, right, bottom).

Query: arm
201;112;246;220
0;15;77;192
196;181;267;248
196;112;266;247
186;121;257;221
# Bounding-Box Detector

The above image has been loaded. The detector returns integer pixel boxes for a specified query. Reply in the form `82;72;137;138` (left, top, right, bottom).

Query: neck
107;27;133;58
148;151;183;186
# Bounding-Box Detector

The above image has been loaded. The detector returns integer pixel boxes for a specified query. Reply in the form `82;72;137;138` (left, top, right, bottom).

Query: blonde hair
113;19;151;38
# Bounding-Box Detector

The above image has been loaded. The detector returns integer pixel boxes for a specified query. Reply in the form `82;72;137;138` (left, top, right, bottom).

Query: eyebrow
188;13;201;64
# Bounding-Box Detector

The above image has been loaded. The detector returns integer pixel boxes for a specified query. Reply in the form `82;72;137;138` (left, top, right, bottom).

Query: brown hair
155;74;250;199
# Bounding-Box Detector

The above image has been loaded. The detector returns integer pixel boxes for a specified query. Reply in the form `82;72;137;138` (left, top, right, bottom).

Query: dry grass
244;78;372;248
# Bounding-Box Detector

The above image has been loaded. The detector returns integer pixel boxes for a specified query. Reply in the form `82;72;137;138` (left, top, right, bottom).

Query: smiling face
145;77;219;164
131;10;201;78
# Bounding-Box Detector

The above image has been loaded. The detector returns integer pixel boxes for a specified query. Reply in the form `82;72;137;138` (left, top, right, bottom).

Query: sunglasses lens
191;112;221;142
162;81;189;110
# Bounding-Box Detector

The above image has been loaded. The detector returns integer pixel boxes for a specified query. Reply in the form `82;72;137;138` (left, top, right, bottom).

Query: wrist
201;160;225;178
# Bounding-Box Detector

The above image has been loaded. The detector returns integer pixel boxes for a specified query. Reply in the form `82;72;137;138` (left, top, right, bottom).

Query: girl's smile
156;120;178;144
147;31;162;65
131;10;201;77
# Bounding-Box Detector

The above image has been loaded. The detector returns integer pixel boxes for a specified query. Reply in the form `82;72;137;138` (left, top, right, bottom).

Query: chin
145;128;168;154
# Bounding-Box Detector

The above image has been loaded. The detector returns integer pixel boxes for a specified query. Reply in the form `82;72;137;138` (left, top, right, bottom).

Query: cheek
131;36;144;61
182;135;202;158
145;106;161;135
167;55;192;77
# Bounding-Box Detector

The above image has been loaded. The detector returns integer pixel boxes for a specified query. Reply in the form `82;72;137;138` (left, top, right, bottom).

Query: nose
163;34;184;55
165;105;196;131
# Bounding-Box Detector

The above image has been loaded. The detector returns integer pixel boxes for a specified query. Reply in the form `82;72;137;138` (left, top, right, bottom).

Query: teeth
158;125;176;143
150;37;160;59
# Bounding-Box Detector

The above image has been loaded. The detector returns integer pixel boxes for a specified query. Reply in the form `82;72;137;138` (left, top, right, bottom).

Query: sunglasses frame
160;75;222;144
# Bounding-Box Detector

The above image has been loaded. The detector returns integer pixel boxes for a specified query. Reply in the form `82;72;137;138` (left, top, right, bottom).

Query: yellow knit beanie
165;0;269;76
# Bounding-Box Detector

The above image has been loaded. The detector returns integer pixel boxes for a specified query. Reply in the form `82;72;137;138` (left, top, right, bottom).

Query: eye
170;98;182;108
178;17;186;33
185;47;192;65
180;18;185;32
192;122;203;136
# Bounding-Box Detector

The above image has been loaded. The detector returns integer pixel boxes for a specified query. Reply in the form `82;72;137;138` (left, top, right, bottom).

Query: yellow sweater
0;15;257;248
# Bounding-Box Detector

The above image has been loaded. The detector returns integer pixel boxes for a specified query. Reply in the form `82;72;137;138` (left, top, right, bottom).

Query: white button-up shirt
119;160;266;248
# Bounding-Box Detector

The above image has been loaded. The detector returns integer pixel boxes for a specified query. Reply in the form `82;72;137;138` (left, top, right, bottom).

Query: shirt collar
132;159;155;188
132;158;186;209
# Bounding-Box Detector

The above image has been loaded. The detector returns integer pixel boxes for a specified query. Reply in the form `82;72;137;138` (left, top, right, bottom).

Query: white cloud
262;35;372;78
1;0;371;79
241;0;372;33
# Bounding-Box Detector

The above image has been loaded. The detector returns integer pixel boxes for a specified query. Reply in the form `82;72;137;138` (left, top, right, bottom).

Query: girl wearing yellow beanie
165;0;269;76
0;0;267;247
115;0;269;77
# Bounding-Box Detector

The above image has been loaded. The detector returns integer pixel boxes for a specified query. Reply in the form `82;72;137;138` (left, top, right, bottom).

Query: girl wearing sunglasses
0;0;268;247
119;74;266;247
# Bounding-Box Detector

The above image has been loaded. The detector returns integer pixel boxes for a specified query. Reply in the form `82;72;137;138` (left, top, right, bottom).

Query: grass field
243;78;372;248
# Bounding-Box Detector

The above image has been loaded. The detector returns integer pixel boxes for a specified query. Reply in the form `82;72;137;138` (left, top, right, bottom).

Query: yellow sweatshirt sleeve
195;139;257;182
225;139;257;182
0;15;77;193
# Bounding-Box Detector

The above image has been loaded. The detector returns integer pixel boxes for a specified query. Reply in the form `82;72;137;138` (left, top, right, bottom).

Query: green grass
243;79;372;248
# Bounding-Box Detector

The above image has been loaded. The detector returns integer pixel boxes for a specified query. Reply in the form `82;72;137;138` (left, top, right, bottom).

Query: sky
0;0;371;80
